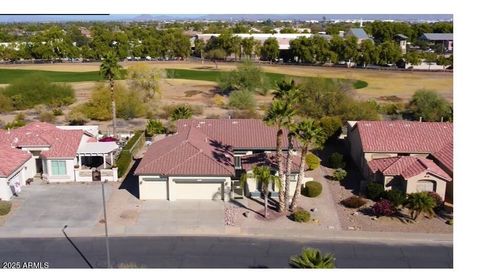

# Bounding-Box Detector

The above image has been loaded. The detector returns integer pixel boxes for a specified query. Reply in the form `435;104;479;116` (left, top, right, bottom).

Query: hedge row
116;130;145;178
116;151;133;178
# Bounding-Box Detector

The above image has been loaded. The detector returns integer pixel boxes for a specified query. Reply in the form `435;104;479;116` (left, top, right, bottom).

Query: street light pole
101;180;111;268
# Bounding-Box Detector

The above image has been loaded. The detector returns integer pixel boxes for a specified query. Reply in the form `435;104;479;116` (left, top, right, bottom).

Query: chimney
440;117;444;122
419;117;423;122
339;30;345;38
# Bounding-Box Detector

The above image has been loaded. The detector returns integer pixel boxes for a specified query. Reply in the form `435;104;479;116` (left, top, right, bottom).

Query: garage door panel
140;181;168;200
174;182;223;200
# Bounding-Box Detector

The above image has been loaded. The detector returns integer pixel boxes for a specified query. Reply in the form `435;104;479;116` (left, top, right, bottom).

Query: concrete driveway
127;200;225;235
2;183;111;229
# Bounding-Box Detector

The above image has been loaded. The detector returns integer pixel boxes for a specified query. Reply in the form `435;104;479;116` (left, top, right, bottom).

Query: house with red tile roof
0;122;119;200
135;119;307;201
346;120;453;202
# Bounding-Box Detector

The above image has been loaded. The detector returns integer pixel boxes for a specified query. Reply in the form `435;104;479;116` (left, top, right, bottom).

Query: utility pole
101;180;111;268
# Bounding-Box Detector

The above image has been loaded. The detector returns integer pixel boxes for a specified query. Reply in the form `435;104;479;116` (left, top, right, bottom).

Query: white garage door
416;180;436;192
140;178;168;200
174;182;223;200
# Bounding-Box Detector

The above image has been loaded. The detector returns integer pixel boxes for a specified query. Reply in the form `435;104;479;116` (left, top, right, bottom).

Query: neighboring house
345;28;372;44
346;121;453;203
135;119;310;201
420;33;453;52
394;34;408;54
0;122;119;196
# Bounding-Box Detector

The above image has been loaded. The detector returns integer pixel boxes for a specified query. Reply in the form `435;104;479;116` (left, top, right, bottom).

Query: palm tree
263;100;295;213
404;192;436;220
273;80;300;211
252;166;279;218
290;119;326;210
100;52;123;138
289;248;336;268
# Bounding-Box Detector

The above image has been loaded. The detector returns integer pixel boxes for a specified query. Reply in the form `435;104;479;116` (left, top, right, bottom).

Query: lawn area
0;68;366;89
0;69;103;83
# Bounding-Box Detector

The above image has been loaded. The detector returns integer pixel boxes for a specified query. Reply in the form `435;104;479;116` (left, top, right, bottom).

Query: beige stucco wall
0;156;35;200
406;172;447;200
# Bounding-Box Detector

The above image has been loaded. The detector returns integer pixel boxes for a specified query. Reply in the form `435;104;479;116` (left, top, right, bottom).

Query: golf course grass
0;68;368;89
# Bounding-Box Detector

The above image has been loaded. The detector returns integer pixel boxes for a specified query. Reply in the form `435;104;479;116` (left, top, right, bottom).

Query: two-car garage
138;176;230;201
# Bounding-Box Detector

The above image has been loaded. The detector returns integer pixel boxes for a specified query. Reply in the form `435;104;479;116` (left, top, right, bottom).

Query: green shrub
0;92;13;113
427;191;444;209
341;196;367;208
145;119;165;137
218;61;269;94
332;169;347;181
169;104;193;121
301;181;323;197
381;189;406;207
0;201;12;216
116;151;132;178
366;182;385;201
66;110;88;125
228;90;257;110
3;113;26;129
2;75;75;109
39;111;55;123
305;152;320;170
328;152;345;169
292;209;311;223
404;192;436;220
289;248;336;268
52;107;64;116
318;116;342;139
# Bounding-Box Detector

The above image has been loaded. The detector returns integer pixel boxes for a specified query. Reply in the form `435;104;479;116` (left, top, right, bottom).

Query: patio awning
77;142;119;156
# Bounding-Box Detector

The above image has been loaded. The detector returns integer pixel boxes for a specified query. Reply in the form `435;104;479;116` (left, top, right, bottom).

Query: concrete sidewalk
0;223;452;245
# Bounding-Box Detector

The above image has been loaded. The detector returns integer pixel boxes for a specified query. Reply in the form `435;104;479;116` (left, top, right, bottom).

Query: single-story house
135;119;310;201
0;122;119;200
420;33;453;52
346;120;453;202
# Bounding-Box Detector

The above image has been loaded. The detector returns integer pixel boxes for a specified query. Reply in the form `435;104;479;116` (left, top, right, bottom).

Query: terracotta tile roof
354;121;452;154
135;126;235;176
0;144;32;177
176;119;297;150
368;156;452;181
431;141;453;174
241;152;301;173
0;122;84;159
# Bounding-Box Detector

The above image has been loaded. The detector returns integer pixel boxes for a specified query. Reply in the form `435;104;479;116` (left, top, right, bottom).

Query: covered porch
75;142;119;182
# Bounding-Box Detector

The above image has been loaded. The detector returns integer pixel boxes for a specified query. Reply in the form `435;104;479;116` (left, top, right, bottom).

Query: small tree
332;169;347;181
404;192;436;220
409;89;452;122
328;152;346;169
289;248;336;269
305;152;320;170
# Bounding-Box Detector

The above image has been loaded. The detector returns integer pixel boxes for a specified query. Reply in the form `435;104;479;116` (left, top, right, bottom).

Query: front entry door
232;180;244;199
35;158;43;174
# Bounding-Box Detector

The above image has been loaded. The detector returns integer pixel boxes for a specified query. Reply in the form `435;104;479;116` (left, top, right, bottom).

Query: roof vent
232;121;238;125
199;121;205;124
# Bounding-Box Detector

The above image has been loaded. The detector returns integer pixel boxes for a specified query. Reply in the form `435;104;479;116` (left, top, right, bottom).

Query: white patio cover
77;142;118;155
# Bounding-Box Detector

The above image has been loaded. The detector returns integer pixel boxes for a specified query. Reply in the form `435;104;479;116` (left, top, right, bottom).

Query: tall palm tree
264;100;295;213
290;119;326;210
270;80;299;212
100;52;123;138
252;166;279;218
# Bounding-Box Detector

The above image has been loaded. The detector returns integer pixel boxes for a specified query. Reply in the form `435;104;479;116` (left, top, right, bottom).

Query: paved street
0;236;452;268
